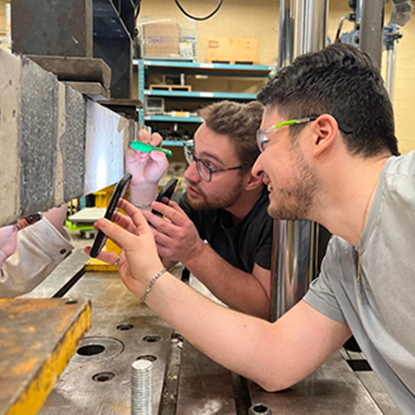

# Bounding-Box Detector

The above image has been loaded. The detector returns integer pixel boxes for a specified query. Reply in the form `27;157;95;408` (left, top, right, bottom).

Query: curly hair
199;100;264;168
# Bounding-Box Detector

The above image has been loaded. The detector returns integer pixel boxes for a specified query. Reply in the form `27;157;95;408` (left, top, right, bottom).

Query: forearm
146;273;346;392
147;272;279;390
94;199;351;392
184;242;270;319
0;220;74;297
43;204;68;237
146;274;351;391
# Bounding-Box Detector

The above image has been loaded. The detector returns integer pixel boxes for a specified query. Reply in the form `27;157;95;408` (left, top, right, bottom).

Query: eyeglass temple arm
272;116;318;130
271;115;352;135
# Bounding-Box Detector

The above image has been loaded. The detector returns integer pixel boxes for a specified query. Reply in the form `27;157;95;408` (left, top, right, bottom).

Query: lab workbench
10;250;399;415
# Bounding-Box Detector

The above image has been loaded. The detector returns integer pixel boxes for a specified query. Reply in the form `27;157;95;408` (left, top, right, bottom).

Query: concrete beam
0;50;135;226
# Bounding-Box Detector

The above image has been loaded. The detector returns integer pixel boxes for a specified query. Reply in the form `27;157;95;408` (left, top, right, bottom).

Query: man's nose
252;155;264;181
184;162;200;183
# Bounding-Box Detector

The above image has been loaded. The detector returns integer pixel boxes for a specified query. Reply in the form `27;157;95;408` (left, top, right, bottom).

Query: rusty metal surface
340;348;400;415
67;81;110;101
39;272;174;415
354;372;401;415
179;274;392;414
98;99;143;122
249;352;384;415
0;298;91;415
176;341;237;415
15;262;393;415
93;0;133;99
11;0;93;58
26;55;111;89
175;341;386;415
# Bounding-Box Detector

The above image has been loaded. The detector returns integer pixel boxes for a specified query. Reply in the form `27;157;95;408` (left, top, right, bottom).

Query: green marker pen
129;141;173;158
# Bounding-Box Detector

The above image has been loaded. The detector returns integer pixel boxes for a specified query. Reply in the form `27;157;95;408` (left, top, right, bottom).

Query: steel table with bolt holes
26;253;397;415
0;298;91;415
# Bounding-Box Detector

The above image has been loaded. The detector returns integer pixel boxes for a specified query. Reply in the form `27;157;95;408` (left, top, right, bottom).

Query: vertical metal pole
385;41;397;102
294;0;329;57
270;0;329;322
272;220;315;320
278;0;295;68
360;0;385;67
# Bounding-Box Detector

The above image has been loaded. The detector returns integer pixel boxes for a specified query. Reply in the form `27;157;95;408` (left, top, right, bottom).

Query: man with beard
89;43;415;414
127;101;273;319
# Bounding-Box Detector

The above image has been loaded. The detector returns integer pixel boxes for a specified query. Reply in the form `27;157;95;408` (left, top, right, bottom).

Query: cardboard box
142;22;180;57
207;38;258;64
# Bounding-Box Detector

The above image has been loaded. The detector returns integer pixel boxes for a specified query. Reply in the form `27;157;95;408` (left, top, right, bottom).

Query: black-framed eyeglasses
256;114;353;153
183;141;247;182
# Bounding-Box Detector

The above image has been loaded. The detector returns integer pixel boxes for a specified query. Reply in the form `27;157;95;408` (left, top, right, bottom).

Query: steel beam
271;0;328;322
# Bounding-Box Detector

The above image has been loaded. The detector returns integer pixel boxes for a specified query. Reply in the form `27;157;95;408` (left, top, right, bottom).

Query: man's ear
312;114;338;157
244;168;264;191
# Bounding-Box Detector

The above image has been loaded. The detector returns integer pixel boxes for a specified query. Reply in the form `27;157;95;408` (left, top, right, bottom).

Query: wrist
182;238;206;269
129;182;158;207
141;267;168;303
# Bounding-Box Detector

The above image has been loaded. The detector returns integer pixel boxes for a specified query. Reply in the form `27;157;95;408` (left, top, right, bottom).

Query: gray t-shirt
304;151;415;415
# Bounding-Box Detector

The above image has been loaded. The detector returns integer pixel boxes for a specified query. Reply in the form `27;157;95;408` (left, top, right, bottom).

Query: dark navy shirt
179;186;273;273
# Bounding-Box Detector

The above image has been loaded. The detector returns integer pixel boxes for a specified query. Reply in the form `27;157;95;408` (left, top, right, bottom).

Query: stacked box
143;22;180;58
207;38;258;64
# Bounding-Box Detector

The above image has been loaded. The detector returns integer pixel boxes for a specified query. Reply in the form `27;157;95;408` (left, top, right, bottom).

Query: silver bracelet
141;267;168;303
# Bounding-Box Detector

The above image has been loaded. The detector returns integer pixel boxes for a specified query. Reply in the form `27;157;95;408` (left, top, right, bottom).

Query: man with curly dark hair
126;101;274;319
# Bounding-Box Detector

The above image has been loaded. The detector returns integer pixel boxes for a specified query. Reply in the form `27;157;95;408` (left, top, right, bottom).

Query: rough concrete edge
53;83;66;206
0;49;21;224
19;54;59;216
0;51;135;226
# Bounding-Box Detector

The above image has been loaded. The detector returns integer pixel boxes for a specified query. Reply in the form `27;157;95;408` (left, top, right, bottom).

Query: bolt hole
143;335;161;343
117;324;134;331
137;355;157;362
65;299;78;305
252;404;269;414
77;344;105;356
92;372;114;382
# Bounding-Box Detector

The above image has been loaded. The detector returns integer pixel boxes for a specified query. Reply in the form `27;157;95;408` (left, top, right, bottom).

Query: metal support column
278;0;295;69
386;40;397;103
294;0;329;56
360;0;385;67
271;0;328;322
